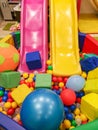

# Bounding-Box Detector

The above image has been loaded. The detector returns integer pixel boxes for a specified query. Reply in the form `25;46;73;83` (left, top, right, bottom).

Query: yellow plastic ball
74;108;81;115
64;119;71;129
23;73;28;79
29;73;34;78
11;102;17;109
46;60;52;65
81;72;87;78
75;115;81;120
59;82;64;88
59;123;65;130
80;114;88;122
46;70;53;74
27;78;33;82
4;102;11;109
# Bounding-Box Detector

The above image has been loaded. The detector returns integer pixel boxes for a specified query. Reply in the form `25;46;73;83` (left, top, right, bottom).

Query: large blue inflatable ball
20;88;64;130
66;75;85;92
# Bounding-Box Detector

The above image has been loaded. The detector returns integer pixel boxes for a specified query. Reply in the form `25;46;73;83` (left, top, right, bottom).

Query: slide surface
50;0;81;76
18;0;48;73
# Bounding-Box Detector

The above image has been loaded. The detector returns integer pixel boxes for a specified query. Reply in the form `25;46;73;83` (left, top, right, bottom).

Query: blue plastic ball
69;104;76;111
2;95;8;102
64;106;69;113
66;75;85;92
66;113;73;121
20;88;64;130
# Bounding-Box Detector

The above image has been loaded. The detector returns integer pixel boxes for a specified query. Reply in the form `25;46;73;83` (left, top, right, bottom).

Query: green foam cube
35;74;52;89
0;71;21;88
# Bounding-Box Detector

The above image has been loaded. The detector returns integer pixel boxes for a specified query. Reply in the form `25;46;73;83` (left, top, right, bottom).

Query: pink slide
18;0;48;73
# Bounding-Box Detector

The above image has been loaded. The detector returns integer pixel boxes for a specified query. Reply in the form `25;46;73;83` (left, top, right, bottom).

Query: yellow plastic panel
50;0;81;76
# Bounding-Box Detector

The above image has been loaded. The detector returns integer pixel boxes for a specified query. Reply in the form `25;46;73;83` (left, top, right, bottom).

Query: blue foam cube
26;51;42;70
80;57;98;73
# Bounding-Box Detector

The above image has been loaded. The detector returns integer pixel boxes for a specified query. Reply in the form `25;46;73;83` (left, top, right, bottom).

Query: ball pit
0;72;88;130
0;1;98;130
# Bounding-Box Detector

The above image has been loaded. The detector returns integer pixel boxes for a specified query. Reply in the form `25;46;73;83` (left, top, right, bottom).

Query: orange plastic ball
0;43;20;72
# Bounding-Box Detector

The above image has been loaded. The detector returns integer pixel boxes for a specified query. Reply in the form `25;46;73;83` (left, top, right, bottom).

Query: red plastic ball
7;108;15;115
7;98;14;102
0;97;2;102
60;89;76;106
53;85;59;90
57;77;63;82
76;97;81;103
20;80;26;85
63;77;68;83
52;76;58;82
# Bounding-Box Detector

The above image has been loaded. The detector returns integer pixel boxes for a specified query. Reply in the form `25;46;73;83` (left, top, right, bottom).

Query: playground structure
0;0;98;130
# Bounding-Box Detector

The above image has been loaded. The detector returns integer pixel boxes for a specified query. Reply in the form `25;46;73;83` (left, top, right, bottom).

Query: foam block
87;68;98;79
26;51;42;70
35;74;52;89
81;93;98;120
80;57;98;73
83;34;98;55
0;71;21;88
11;84;32;105
84;79;98;94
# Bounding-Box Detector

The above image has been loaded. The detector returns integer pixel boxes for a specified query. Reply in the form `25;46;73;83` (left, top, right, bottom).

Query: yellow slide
50;0;81;76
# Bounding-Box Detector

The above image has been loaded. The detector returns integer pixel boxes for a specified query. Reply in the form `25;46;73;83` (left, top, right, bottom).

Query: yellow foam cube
11;84;32;105
0;34;14;45
87;68;98;79
81;93;98;120
84;79;98;94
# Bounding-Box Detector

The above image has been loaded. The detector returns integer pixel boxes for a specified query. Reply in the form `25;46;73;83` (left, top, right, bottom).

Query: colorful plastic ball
0;42;20;72
69;104;76;111
78;91;85;98
0;90;4;96
20;88;64;130
60;89;76;106
71;120;77;127
64;106;69;113
64;119;71;129
66;75;85;92
66;113;74;121
2;95;8;102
